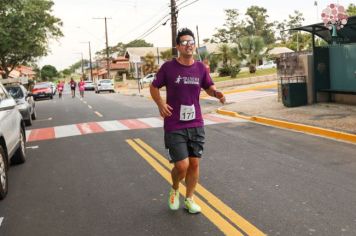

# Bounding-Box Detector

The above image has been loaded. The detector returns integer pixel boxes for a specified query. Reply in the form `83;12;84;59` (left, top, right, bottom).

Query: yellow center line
126;139;244;236
134;138;265;236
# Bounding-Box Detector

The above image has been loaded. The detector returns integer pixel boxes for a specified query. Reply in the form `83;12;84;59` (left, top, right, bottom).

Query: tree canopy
41;64;58;81
347;3;356;16
95;39;153;59
0;0;63;78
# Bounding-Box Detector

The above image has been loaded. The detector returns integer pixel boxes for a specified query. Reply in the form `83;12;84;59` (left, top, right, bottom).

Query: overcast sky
38;0;354;70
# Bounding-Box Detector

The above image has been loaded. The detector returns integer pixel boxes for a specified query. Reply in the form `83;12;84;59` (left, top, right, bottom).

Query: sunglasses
180;40;195;46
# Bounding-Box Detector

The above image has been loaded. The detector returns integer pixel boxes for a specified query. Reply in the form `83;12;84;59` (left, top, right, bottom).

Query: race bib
179;104;196;121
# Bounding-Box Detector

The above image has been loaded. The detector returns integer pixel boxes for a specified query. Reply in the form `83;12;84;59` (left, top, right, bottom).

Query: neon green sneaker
184;197;201;214
168;188;180;210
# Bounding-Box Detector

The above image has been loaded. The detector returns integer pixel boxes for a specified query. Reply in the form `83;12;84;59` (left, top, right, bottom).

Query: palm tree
142;52;158;75
239;36;265;73
217;44;232;66
160;49;172;61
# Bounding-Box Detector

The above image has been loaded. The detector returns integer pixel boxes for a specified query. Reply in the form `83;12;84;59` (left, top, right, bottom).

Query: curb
217;108;356;144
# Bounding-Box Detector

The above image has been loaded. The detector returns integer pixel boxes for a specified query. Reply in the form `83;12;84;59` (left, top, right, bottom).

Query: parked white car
139;73;156;85
84;80;95;91
257;61;277;69
95;79;115;93
0;82;27;200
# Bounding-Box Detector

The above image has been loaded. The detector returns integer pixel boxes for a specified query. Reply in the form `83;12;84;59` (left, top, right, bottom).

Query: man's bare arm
150;84;173;117
204;85;226;104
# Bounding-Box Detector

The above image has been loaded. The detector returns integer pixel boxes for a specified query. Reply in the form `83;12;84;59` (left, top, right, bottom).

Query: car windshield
6;86;24;99
100;80;111;84
34;83;50;89
85;81;93;84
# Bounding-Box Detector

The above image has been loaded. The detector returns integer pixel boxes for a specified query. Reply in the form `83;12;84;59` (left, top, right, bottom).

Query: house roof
125;47;172;59
268;47;294;55
290;15;356;44
110;61;130;70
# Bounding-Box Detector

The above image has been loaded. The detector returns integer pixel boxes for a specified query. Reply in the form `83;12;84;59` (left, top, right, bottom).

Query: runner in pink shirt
78;77;85;98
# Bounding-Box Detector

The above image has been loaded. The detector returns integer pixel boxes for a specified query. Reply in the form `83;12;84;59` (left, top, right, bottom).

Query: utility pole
196;25;201;61
170;0;177;57
93;17;112;79
196;25;200;48
81;41;94;81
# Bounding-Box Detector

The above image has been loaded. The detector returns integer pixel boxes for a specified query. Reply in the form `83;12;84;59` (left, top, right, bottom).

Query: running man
150;28;225;214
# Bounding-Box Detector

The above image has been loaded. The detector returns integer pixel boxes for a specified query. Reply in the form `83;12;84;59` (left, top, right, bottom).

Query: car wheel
31;107;37;120
0;145;8;200
11;128;26;165
50;95;53;99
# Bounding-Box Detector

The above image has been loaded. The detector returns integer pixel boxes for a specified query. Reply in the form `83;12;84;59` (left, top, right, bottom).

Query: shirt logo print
175;76;182;84
174;75;199;85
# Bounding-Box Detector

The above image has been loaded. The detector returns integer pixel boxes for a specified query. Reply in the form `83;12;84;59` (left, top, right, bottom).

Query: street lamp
80;41;94;81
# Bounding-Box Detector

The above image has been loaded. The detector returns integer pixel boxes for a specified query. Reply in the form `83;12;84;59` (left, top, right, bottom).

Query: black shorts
164;127;205;163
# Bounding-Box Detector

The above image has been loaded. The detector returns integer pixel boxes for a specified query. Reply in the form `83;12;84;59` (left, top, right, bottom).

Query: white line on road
0;217;4;227
94;111;103;117
88;105;92;109
83;101;87;104
26;145;39;149
36;117;52;122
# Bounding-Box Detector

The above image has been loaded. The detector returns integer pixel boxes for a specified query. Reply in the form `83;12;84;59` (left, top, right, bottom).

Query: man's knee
174;159;189;176
188;158;199;170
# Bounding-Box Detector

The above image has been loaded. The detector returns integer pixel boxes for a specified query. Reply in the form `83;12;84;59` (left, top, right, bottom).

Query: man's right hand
158;103;173;118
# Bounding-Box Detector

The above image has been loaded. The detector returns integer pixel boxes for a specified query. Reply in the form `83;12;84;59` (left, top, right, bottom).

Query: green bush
230;65;241;78
218;65;231;77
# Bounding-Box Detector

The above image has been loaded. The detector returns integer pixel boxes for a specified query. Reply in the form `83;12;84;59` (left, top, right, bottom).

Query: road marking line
28;127;55;142
120;119;151;129
137;117;163;128
26;130;32;141
83;101;87;104
0;217;3;227
134;138;266;236
26;145;39;149
94;111;103;117
77;122;105;134
88;105;92;109
36;117;53;122
97;120;129;131
54;125;81;138
126;139;244;236
26;114;244;142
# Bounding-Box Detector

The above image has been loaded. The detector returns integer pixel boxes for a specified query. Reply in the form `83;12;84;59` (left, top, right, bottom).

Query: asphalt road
1;88;355;236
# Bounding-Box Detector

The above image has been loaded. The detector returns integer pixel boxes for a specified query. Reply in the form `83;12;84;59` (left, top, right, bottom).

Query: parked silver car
5;84;36;126
0;82;27;200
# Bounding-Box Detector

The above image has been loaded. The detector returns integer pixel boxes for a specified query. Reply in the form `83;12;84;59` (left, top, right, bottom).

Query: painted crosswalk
26;114;245;142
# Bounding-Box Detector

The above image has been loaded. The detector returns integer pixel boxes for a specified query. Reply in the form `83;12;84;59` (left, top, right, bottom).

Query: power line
177;0;199;11
136;14;171;39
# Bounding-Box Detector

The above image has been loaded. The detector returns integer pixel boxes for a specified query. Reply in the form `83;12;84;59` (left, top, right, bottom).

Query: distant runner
69;78;76;98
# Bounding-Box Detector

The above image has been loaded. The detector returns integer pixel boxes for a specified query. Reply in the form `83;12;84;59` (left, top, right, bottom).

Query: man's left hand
215;91;226;104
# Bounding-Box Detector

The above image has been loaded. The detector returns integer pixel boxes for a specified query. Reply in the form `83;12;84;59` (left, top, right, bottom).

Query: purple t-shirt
152;59;214;132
